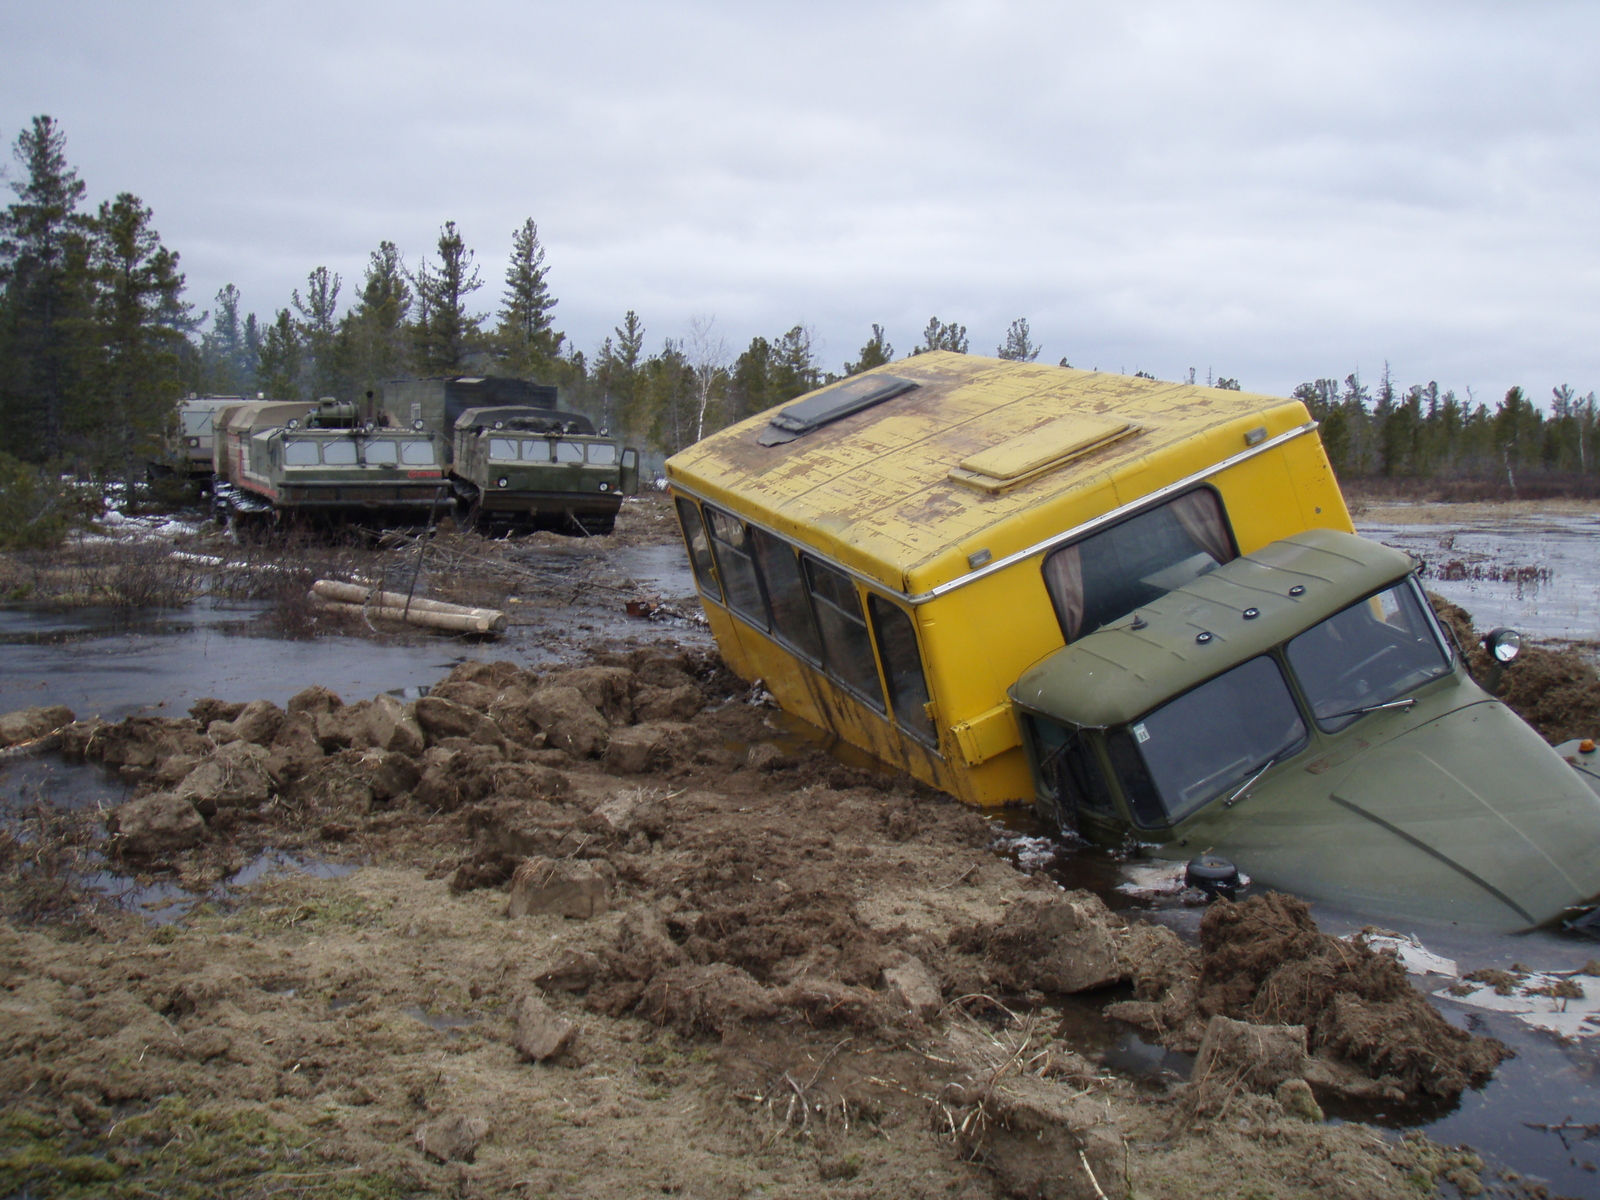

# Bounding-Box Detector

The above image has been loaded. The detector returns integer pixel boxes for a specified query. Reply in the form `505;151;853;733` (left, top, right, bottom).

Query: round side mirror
1483;628;1522;664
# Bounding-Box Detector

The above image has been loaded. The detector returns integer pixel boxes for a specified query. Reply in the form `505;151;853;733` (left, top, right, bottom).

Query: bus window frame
801;553;888;714
748;525;824;666
866;594;938;747
704;504;772;631
674;497;722;603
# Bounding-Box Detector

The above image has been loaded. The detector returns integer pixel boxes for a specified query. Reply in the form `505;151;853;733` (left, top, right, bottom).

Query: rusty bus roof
667;353;1312;596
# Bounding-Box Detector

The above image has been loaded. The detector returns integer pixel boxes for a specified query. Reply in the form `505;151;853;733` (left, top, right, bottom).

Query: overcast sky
5;0;1598;407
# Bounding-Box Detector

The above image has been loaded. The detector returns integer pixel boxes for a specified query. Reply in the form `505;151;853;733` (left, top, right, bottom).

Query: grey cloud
4;0;1599;401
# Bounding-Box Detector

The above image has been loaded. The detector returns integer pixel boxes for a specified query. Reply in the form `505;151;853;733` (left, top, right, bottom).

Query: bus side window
675;498;722;602
705;507;769;629
802;556;886;712
749;527;822;662
867;596;936;745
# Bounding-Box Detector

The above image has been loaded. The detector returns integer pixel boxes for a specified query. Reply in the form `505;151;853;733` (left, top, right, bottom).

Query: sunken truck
666;353;1600;932
211;398;450;531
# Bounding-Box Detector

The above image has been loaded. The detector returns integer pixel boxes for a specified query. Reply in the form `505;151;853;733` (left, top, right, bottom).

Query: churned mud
4;491;1591;1198
0;645;1509;1199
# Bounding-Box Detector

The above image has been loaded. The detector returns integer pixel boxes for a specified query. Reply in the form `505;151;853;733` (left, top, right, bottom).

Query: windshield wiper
1222;744;1298;808
1323;697;1417;723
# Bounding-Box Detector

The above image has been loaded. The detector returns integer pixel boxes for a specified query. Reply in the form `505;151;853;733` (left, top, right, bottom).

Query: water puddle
994;807;1600;1194
1356;510;1600;645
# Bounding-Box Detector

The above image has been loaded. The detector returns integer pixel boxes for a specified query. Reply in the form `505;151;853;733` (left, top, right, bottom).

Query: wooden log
309;579;506;635
311;599;505;635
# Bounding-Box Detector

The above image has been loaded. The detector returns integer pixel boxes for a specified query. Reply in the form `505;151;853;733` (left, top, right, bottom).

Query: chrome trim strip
912;420;1320;603
670;420;1319;607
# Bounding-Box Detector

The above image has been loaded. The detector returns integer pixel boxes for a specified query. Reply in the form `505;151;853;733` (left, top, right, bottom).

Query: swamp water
2;526;1598;1194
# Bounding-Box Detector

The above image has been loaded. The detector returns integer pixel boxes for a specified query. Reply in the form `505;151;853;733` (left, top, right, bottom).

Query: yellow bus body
666;353;1353;807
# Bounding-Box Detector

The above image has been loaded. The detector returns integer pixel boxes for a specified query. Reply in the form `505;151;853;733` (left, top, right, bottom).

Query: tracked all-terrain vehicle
450;406;639;534
211;399;450;532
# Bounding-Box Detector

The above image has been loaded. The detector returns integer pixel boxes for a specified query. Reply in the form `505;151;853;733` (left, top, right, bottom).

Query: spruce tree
84;192;191;481
844;325;892;375
410;221;483;374
256;309;303;400
0;115;91;461
728;335;772;420
597;311;646;434
292;266;342;398
342;240;412;400
770;326;820;401
494;218;563;379
200;283;252;394
913;317;968;355
996;317;1040;362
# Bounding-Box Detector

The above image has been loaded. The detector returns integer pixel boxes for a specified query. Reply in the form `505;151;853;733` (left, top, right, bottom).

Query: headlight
187;437;200;447
498;477;509;488
1483;628;1521;663
598;482;609;491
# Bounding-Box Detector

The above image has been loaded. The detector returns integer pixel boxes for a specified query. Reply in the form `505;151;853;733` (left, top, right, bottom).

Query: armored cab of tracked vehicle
382;376;558;436
212;398;449;531
450;406;639;533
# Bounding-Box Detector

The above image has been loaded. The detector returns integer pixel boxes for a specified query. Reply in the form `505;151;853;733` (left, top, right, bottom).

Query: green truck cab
1010;527;1600;932
449;405;639;534
213;399;450;531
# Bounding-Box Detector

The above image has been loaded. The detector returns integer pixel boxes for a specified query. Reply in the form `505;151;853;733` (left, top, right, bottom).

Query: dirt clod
1196;893;1508;1097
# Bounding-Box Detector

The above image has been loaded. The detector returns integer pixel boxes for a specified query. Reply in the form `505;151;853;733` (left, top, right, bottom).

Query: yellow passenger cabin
665;353;1354;807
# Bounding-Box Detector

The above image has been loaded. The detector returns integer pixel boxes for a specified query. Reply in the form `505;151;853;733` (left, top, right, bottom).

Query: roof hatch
947;413;1139;493
757;374;918;446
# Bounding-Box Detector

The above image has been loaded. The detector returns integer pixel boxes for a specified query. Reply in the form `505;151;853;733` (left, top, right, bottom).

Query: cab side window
868;596;935;743
1043;487;1236;642
803;556;886;711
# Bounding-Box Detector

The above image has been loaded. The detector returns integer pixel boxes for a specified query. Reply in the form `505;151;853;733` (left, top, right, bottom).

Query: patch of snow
1353;932;1458;977
1434;971;1600;1040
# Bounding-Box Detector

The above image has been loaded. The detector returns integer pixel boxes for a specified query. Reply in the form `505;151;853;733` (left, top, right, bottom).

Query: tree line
3;113;1596;492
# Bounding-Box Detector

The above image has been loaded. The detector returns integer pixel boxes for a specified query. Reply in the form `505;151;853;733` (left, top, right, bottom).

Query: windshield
283;439;319;465
181;410;215;436
1285;580;1450;731
400;440;436;466
555;441;584;463
322;440;358;465
588;443;617;465
363;440;398;465
1107;655;1307;826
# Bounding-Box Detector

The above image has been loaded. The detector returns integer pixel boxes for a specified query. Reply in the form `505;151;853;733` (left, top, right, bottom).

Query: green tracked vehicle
212;398;451;532
1010;526;1600;932
449;405;639;534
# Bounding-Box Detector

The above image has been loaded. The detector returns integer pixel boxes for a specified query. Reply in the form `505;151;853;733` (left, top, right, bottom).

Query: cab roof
666;353;1308;591
455;406;598;435
1010;529;1420;728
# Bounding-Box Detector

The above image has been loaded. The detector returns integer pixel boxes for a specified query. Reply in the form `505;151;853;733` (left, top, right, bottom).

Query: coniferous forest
3;114;1596;496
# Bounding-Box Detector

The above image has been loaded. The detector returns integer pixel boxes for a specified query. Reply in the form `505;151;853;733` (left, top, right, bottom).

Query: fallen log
309;580;506;635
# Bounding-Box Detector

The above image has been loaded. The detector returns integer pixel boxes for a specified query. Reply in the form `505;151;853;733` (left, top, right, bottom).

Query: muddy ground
0;494;1587;1199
